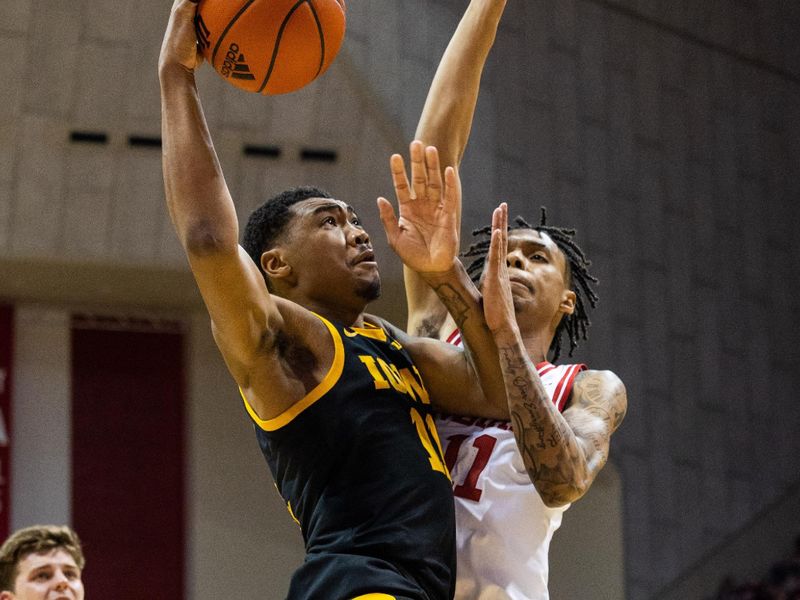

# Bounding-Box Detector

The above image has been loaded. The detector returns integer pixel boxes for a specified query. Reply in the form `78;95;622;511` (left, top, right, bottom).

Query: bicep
393;327;506;419
189;244;281;378
563;370;628;478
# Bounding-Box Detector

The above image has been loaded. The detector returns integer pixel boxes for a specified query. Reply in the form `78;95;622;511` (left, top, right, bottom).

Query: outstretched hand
482;203;518;337
377;141;461;275
159;0;204;73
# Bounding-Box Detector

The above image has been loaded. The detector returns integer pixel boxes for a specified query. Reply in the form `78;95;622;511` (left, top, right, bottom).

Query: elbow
537;482;587;508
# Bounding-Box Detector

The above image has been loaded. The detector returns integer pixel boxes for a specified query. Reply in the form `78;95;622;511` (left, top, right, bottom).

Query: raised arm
159;0;325;416
378;142;507;419
482;206;628;506
405;0;507;338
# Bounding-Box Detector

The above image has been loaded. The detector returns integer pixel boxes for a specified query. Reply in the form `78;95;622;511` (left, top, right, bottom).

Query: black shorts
286;553;441;600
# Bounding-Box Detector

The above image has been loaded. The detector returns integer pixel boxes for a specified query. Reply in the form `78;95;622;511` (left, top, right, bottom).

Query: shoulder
574;369;625;393
569;369;627;432
365;314;422;349
226;297;334;387
364;313;460;365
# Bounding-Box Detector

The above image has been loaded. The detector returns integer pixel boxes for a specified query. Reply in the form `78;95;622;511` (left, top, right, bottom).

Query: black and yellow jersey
241;313;455;600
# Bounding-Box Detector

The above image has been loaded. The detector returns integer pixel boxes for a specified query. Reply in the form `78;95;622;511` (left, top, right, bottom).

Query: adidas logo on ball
220;42;255;81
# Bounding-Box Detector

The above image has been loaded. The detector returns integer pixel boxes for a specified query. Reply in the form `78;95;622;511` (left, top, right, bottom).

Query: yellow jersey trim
352;595;396;600
343;321;387;342
240;313;345;431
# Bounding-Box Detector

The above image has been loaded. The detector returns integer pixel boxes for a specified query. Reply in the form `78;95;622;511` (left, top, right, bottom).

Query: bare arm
159;0;327;416
378;143;507;418
482;207;627;506
499;347;626;506
405;0;507;338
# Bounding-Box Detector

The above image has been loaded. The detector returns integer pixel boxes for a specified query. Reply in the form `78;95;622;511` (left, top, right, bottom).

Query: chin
356;275;382;302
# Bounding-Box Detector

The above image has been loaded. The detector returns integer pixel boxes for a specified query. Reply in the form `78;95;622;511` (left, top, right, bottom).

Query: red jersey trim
445;331;587;414
553;363;587;411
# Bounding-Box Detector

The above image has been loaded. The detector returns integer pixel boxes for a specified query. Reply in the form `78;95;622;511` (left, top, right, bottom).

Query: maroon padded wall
71;322;185;599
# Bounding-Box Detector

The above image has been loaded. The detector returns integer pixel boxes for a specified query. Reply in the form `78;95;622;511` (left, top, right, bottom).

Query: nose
52;570;69;590
350;226;370;246
506;249;524;269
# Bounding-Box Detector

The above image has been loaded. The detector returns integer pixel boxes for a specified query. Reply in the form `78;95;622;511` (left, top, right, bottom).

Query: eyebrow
513;238;551;255
310;203;345;215
30;563;79;573
310;202;356;214
310;203;359;221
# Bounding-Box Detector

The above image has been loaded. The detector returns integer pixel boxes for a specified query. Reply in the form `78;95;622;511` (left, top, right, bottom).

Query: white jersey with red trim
437;328;586;600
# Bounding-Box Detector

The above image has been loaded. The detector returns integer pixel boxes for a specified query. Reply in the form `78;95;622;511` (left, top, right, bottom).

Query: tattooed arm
500;346;626;506
483;204;627;506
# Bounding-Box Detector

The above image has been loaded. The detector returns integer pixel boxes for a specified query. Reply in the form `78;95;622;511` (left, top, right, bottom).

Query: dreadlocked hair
463;207;599;361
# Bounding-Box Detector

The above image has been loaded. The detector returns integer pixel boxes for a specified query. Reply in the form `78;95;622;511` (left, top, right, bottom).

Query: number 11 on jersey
444;433;497;501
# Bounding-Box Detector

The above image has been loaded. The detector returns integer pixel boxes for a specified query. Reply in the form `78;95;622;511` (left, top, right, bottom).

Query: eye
351;217;361;227
34;571;51;581
530;252;547;262
321;216;337;226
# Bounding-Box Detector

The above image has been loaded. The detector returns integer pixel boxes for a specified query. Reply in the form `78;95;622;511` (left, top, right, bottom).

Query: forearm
493;329;592;506
415;0;506;167
160;64;239;253
405;0;506;333
421;261;508;416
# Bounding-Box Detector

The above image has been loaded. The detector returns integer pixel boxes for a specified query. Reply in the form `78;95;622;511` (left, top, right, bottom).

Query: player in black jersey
159;2;509;598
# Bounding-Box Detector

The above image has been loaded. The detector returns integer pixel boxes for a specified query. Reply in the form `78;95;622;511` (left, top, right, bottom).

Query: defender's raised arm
406;0;507;338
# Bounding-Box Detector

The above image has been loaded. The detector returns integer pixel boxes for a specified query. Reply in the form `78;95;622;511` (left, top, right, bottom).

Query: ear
261;249;294;284
559;289;576;315
0;590;16;599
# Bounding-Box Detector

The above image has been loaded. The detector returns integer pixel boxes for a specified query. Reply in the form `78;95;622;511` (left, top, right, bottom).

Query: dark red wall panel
71;323;185;599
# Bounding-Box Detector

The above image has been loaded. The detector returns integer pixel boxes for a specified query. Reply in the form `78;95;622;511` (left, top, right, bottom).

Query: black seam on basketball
258;0;311;94
210;0;259;65
307;0;325;78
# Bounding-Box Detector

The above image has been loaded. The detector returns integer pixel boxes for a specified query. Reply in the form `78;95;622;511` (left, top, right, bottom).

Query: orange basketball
194;0;346;95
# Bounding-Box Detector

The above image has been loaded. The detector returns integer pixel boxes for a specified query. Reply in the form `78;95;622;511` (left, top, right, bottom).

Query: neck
515;321;556;365
298;297;367;327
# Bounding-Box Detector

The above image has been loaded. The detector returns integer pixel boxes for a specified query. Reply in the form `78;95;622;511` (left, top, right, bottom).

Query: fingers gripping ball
195;0;346;95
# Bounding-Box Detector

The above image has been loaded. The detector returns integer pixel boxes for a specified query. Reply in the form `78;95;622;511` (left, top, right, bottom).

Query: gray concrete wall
2;0;799;598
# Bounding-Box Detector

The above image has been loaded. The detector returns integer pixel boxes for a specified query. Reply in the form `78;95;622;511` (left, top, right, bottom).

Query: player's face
495;229;575;328
4;549;84;600
285;198;381;305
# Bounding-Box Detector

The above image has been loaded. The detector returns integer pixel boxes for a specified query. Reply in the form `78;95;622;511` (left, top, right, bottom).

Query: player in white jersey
400;1;629;598
438;333;584;599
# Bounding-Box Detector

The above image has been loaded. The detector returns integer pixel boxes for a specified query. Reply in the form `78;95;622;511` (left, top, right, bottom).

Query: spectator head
0;525;84;600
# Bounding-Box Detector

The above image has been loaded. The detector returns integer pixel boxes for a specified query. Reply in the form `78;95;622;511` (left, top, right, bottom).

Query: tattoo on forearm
432;283;471;329
497;343;617;505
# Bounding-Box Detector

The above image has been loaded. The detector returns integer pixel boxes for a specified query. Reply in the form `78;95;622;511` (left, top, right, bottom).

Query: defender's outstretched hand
159;0;203;73
482;203;518;338
377;141;461;275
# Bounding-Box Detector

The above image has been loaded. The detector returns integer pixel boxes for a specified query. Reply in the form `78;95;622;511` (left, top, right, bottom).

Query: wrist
491;323;522;346
418;258;463;285
158;60;196;84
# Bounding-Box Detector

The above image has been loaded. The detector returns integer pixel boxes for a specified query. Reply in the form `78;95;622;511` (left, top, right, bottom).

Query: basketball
194;0;346;95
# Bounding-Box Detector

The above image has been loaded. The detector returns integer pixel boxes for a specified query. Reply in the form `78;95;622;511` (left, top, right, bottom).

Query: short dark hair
241;186;333;288
0;524;85;591
463;207;599;361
